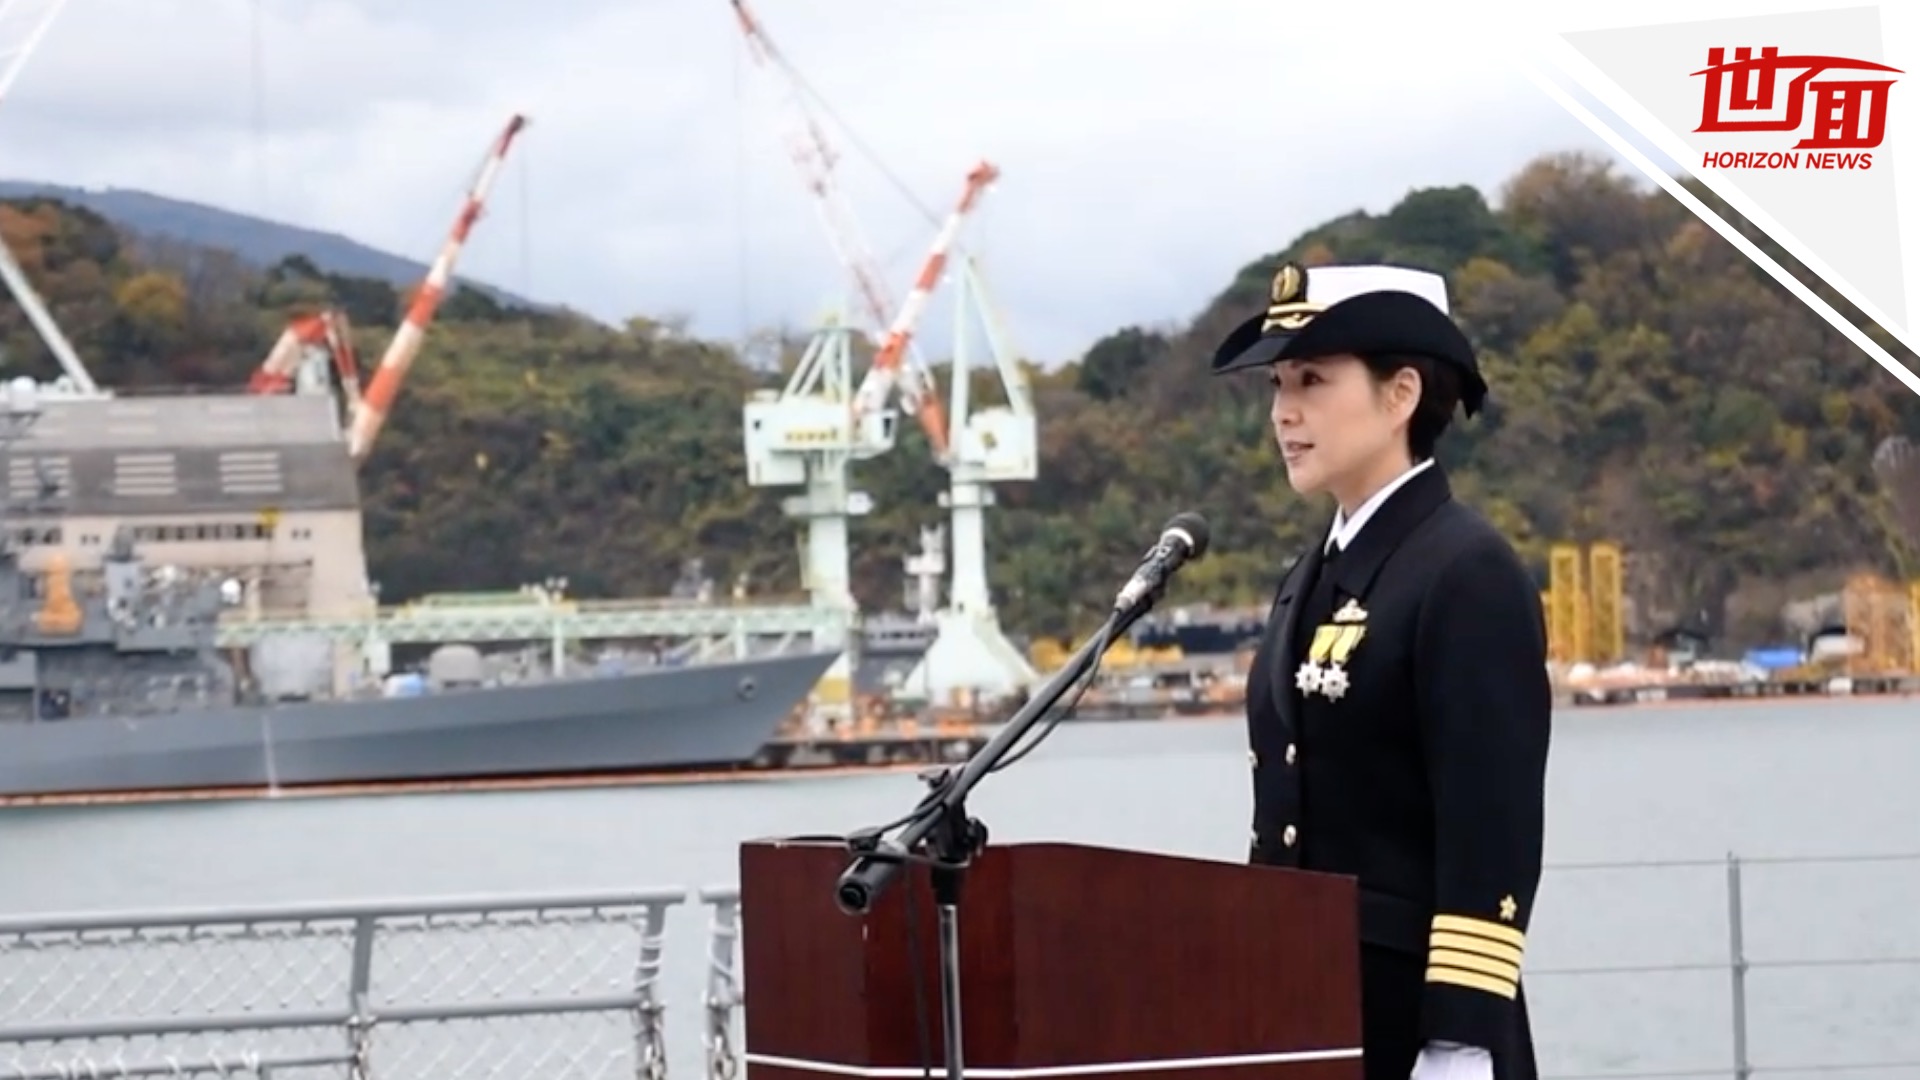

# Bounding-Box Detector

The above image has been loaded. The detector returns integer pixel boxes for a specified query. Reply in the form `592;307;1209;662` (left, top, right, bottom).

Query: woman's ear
1392;365;1423;421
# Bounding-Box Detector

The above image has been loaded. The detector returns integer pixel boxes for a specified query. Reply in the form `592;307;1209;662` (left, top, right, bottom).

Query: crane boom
727;0;986;460
727;0;895;339
0;0;66;104
250;309;360;402
346;112;527;463
0;0;100;396
850;161;997;459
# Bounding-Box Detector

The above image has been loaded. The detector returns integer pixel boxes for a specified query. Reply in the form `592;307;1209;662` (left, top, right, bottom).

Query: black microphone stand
833;581;1174;1080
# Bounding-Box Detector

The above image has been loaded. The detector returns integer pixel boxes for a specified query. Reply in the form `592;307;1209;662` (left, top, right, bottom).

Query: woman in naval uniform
1209;262;1552;1080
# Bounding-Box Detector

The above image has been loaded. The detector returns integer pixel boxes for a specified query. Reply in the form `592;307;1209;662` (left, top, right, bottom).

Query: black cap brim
1208;290;1488;417
1210;312;1293;376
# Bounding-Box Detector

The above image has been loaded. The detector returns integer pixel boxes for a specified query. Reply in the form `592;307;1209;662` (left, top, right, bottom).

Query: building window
6;525;62;546
129;522;276;543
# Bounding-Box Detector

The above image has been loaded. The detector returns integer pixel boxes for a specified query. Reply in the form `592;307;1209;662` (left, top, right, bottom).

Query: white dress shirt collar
1325;457;1434;555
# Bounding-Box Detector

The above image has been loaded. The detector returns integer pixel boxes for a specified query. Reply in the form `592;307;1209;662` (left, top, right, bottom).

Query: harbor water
4;697;1918;1080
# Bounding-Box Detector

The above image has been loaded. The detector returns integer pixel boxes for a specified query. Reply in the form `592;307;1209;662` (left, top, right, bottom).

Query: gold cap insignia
1262;261;1322;333
1270;262;1307;305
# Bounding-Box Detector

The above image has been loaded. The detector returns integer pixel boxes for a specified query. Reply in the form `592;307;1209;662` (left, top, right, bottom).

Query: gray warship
0;380;840;801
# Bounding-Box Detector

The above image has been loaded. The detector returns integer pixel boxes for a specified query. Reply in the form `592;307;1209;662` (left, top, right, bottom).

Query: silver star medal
1295;623;1338;699
1318;662;1351;701
1294;658;1323;696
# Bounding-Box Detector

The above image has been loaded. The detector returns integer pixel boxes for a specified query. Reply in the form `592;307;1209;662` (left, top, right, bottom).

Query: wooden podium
736;838;1364;1080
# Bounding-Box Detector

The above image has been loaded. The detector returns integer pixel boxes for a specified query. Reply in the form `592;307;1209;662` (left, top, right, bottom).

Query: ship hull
0;649;839;798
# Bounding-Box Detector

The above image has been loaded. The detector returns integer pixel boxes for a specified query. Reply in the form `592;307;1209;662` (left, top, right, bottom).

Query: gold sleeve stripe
1430;930;1524;966
1431;914;1527;949
1426;965;1519;1000
1428;948;1520;984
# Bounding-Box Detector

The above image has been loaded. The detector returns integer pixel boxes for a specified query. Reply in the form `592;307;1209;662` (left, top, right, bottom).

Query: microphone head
1163;511;1211;559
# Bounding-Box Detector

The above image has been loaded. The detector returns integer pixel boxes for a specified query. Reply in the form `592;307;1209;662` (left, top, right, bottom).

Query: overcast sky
0;0;1630;366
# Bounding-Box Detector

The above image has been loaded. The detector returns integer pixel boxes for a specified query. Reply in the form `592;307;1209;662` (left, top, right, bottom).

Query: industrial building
0;382;374;621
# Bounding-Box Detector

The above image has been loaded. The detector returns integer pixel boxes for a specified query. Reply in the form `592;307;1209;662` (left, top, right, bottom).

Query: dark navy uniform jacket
1246;462;1551;1080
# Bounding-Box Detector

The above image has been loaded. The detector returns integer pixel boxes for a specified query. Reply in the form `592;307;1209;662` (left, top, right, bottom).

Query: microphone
832;509;1212;917
1113;511;1211;614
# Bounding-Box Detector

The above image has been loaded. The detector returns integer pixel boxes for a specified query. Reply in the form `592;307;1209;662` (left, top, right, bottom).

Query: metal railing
1517;852;1920;1080
697;891;742;1080
0;888;685;1080
213;600;845;648
4;852;1917;1080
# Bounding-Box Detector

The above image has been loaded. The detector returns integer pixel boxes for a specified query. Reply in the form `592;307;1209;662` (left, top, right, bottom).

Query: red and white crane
726;0;894;339
0;0;102;397
340;112;527;463
246;114;524;465
727;0;956;461
847;159;998;457
249;308;360;402
728;2;1038;709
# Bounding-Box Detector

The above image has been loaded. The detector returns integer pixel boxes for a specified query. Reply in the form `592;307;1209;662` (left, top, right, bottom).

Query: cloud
0;0;1616;365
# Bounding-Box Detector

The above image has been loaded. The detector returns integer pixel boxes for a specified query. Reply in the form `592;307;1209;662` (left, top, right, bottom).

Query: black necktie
1304;542;1339;607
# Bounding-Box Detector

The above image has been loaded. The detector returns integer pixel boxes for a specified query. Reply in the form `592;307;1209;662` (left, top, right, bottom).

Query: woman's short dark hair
1359;352;1461;461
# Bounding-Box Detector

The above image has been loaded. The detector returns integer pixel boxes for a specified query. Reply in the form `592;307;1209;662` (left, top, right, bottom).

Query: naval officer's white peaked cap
1209;260;1486;417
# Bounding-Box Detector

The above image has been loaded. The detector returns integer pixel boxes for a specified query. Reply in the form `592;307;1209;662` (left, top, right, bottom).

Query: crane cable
248;0;268;219
733;27;754;361
774;56;942;234
772;39;1000;311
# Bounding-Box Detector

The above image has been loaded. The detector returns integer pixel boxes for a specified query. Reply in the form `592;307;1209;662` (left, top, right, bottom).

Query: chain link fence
0;889;682;1080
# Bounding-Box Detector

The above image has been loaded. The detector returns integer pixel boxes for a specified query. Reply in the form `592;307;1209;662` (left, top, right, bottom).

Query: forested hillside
2;150;1916;647
0;180;539;310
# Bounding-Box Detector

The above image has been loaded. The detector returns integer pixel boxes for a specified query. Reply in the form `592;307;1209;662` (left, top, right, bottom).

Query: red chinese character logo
1694;46;1902;149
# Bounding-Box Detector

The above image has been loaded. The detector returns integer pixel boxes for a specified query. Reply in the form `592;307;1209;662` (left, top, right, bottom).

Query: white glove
1409;1041;1492;1080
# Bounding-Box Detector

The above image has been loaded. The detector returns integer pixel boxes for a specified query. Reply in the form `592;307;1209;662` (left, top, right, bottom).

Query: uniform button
1283;825;1298;847
1249;749;1258;767
1285;743;1297;765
